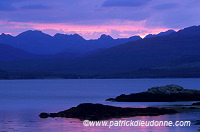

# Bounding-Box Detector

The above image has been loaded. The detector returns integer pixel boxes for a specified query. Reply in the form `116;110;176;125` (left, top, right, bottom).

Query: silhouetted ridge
0;25;200;78
53;33;85;41
16;30;52;39
177;25;200;35
98;34;113;40
0;33;14;44
0;30;142;54
145;30;176;38
126;36;141;41
0;43;38;61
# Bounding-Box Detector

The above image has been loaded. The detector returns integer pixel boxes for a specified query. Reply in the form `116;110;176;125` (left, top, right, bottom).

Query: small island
106;84;200;102
39;103;177;120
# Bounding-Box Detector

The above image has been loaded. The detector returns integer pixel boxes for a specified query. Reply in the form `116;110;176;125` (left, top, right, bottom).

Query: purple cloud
21;4;50;10
102;0;151;7
152;3;179;10
0;0;200;39
0;0;18;11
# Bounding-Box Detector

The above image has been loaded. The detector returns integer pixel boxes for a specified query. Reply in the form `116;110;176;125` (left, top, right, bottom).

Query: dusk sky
0;0;200;39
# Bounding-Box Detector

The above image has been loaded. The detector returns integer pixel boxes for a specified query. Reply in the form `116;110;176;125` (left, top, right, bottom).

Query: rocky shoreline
106;84;200;102
39;103;177;120
39;84;200;121
192;102;200;106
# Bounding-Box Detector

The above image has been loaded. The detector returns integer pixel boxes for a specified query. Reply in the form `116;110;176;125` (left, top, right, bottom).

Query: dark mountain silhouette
87;34;142;51
14;30;55;54
53;33;89;53
144;30;175;39
53;50;84;58
0;25;200;78
98;34;113;40
35;25;198;75
83;26;200;74
0;33;14;44
0;43;38;61
0;31;142;54
0;41;81;63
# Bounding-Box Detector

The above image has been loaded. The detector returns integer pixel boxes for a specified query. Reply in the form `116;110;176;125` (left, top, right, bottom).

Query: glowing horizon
1;20;178;40
0;0;199;40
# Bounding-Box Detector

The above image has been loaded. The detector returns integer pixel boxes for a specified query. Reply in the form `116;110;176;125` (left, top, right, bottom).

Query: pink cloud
5;20;178;39
0;33;12;35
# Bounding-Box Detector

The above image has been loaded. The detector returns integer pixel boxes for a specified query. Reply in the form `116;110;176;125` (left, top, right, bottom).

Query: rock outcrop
192;102;200;106
106;84;200;102
39;103;177;120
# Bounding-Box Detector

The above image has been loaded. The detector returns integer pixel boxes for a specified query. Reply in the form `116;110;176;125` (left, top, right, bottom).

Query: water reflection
1;79;200;131
1;111;199;132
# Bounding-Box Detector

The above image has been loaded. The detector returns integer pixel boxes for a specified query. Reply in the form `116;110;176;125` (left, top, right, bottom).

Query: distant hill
0;33;14;43
144;30;175;38
0;31;142;54
0;43;39;62
53;25;199;75
0;25;200;78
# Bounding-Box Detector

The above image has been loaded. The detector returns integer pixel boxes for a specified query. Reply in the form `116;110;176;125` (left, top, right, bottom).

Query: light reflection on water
0;79;200;131
1;112;199;132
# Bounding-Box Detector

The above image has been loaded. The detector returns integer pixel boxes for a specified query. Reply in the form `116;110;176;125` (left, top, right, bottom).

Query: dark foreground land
106;84;200;102
39;103;177;120
193;102;200;106
39;84;200;121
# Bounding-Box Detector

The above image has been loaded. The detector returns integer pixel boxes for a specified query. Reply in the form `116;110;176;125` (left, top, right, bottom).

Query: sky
0;0;200;39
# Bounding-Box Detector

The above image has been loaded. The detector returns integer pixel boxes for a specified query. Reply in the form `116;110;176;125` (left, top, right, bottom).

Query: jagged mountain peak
16;30;52;38
98;34;113;40
0;33;14;38
0;33;11;36
144;29;176;39
177;25;200;34
53;33;85;40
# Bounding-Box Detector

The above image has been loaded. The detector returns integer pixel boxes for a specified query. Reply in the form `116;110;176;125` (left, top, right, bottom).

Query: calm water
0;79;200;132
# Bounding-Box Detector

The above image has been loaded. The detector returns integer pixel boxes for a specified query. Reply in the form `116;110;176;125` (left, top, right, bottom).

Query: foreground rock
192;102;200;106
39;103;177;120
195;120;200;125
106;84;200;102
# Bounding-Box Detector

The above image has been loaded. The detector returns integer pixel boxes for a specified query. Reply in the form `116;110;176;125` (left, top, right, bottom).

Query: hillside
0;31;141;54
0;26;200;78
0;43;39;62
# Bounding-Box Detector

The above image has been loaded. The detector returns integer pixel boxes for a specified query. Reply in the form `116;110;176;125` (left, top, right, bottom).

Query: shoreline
1;77;200;81
1;79;200;131
39;103;178;120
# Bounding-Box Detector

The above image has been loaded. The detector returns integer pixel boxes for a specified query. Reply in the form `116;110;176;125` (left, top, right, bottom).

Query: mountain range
144;30;175;38
0;31;141;54
0;26;200;79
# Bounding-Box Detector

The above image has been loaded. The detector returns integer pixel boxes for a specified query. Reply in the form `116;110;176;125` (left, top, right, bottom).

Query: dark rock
147;84;184;94
39;112;49;118
195;120;200;125
39;103;177;120
192;102;200;106
49;113;58;118
106;84;200;102
106;98;116;101
188;107;198;109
